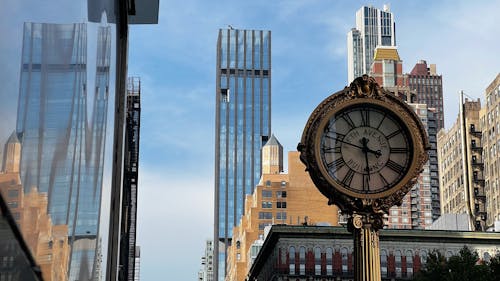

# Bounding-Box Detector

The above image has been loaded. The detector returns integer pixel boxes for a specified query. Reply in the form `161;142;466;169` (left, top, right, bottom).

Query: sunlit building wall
480;74;500;227
437;98;484;230
214;28;271;280
226;138;339;281
15;22;111;280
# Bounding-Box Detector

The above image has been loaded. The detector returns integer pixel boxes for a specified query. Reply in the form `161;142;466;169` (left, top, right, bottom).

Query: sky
0;0;499;281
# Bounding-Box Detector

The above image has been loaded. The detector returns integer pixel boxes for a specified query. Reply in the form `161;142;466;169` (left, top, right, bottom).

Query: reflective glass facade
214;28;271;280
16;22;111;280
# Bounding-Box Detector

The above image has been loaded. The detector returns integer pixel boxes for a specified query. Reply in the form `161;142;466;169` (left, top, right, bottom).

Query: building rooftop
373;47;400;61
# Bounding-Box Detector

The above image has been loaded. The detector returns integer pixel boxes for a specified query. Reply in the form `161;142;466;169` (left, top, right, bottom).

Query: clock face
319;104;413;194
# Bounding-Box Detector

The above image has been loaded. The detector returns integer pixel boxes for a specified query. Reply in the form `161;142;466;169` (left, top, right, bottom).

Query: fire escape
118;77;141;281
470;124;486;231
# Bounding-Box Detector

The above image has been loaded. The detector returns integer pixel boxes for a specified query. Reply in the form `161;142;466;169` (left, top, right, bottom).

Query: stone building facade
247;225;500;281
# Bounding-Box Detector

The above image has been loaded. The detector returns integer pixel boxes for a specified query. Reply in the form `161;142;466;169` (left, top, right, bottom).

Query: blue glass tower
16;22;111;280
214;28;271;280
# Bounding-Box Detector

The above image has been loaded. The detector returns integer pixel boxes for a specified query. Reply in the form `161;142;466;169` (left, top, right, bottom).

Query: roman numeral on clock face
341;113;356;129
386;130;400;139
327;158;345;169
378;172;390;187
342;169;355;186
390;147;408;153
323;145;341;153
386;160;405;173
360;109;370;127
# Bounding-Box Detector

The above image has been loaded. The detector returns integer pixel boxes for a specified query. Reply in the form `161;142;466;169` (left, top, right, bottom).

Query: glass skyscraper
214;28;271;280
16;22;111;280
347;5;396;83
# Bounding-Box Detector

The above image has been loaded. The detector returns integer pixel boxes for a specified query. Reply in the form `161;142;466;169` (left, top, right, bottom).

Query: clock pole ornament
298;75;429;281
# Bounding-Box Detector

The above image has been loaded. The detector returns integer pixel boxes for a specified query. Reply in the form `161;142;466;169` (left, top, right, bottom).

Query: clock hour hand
361;138;371;177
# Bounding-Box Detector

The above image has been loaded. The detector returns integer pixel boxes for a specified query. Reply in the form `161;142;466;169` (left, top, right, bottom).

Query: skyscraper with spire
214;28;271;280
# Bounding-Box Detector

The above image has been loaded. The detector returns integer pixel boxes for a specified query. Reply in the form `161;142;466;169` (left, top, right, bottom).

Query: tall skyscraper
408;60;445;130
214;28;271;280
16;22;111;280
347;5;396;83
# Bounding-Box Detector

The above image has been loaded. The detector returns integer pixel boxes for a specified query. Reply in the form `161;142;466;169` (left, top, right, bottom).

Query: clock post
298;75;429;281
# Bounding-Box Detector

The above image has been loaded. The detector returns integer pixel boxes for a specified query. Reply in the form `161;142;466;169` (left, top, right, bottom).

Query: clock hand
332;137;382;157
361;137;371;178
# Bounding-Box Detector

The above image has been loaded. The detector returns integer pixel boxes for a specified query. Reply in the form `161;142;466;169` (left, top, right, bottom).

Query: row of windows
261;201;286;209
258;211;287;220
262;190;287;198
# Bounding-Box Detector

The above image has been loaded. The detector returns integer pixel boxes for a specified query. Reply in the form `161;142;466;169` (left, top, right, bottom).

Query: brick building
225;136;339;281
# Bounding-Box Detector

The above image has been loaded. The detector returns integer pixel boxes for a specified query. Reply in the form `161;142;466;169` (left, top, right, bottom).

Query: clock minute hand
334;138;365;150
334;138;382;157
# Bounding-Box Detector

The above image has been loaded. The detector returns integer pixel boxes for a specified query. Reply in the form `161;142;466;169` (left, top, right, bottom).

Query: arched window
314;247;321;275
406;250;413;277
236;241;240;249
341;247;348;273
289;246;296;275
420;250;428;264
395;250;402;278
380;250;388;277
299;246;306;275
326;248;333;275
484;252;491;263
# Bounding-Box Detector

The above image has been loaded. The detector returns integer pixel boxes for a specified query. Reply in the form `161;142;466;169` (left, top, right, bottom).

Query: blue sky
128;1;499;279
0;0;499;280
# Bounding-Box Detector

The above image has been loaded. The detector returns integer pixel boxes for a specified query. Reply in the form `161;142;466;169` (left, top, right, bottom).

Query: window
280;181;287;187
276;202;287;208
262;190;272;198
265;180;271;186
381;250;388;277
406;250;413;277
7;189;19;198
258;223;270;230
276;191;287;198
261;201;272;208
7;201;18;209
395;250;402;277
341;247;348;273
276;212;286;220
326;248;333;275
289;246;296;274
220;88;229;102
258;212;272;219
299;246;306;275
315;247;321;275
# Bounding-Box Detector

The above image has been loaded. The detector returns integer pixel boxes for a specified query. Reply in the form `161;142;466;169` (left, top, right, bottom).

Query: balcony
470;127;482;137
474;188;486;200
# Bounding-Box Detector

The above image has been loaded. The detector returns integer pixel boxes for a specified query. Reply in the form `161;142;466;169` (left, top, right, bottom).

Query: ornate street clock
298;75;429;216
298;76;429;281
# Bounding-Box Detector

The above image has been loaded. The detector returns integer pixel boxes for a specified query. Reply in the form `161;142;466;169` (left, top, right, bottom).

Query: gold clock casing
298;75;429;215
